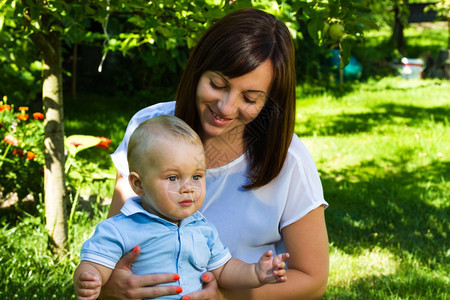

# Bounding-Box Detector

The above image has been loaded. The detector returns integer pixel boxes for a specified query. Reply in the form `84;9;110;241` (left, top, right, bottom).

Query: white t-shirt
111;101;328;263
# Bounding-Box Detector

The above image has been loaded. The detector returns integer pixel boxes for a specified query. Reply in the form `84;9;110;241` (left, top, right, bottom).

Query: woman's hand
182;272;220;300
99;246;182;299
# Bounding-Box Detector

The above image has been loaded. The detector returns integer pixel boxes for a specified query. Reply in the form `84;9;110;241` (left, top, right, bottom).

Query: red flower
96;136;111;149
13;149;25;157
0;104;11;111
33;112;45;120
4;135;19;146
17;114;29;121
26;151;35;160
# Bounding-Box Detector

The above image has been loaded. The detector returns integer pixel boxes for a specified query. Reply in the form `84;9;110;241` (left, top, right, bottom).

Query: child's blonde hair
127;115;203;172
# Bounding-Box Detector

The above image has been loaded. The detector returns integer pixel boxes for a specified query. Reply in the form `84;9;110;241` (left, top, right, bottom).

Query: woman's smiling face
195;60;273;142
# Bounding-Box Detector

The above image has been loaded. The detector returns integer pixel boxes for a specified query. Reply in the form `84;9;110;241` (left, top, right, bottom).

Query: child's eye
168;176;177;182
192;175;201;180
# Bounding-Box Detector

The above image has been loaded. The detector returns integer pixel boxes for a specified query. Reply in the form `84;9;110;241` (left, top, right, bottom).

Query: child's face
134;139;206;224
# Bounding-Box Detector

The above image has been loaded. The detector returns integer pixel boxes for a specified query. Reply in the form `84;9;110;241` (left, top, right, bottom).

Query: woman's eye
168;176;177;182
210;80;226;89
243;95;257;104
192;175;201;180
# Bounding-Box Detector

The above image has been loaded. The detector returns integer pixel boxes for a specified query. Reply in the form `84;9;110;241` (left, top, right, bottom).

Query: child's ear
128;171;144;196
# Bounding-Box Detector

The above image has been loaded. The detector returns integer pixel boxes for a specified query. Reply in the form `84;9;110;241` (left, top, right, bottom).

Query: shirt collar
121;196;206;227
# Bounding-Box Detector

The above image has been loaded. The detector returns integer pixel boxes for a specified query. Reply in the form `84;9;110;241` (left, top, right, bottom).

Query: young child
74;115;289;299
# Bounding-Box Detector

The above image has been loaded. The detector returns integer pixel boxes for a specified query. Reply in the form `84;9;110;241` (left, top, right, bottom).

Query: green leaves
298;0;375;69
0;0;379;98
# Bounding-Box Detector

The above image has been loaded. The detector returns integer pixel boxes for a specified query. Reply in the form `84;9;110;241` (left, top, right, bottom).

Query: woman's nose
218;92;240;116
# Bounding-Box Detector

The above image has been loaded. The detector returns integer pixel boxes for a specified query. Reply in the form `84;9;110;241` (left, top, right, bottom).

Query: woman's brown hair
175;8;296;189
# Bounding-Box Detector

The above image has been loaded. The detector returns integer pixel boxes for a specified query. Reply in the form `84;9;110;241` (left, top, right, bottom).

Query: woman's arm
219;206;329;300
108;171;136;218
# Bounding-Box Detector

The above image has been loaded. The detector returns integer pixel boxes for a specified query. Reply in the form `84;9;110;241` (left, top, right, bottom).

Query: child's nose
179;178;202;196
179;179;194;193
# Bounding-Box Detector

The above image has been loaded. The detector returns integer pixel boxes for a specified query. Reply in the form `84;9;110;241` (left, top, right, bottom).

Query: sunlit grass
329;246;399;287
298;77;449;299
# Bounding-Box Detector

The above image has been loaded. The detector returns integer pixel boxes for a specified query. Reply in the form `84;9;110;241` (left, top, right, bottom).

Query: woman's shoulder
287;134;313;161
283;133;321;175
131;101;176;121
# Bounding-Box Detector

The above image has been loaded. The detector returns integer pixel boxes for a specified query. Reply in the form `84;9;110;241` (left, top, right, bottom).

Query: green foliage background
0;0;375;103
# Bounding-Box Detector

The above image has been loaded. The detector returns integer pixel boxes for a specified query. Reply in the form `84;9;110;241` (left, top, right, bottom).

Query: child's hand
255;250;290;284
74;271;102;300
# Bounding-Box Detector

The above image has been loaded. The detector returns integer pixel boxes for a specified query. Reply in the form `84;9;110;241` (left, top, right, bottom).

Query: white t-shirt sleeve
280;135;328;230
110;101;175;178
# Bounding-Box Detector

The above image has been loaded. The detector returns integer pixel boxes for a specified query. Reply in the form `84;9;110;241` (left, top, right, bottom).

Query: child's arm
211;250;289;289
74;261;113;299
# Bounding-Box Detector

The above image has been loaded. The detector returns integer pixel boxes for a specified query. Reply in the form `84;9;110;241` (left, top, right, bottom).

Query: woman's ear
128;171;144;196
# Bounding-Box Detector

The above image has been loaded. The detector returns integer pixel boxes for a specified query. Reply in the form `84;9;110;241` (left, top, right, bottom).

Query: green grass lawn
0;77;448;299
297;78;449;299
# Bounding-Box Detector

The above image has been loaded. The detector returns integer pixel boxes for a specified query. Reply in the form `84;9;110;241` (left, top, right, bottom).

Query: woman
101;8;329;300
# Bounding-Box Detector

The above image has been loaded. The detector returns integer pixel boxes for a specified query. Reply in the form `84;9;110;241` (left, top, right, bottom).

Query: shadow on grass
299;103;449;136
324;157;449;266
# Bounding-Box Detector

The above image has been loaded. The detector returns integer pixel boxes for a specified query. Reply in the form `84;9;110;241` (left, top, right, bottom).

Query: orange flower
4;135;19;146
17;114;29;121
96;136;111;149
26;151;35;160
0;104;11;111
13;149;25;157
33;112;45;120
19;106;29;112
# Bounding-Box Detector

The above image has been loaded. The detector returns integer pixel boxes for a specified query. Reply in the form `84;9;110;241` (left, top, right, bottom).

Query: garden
0;0;449;299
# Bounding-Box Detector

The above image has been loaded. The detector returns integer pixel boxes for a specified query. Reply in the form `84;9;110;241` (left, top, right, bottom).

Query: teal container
329;49;362;82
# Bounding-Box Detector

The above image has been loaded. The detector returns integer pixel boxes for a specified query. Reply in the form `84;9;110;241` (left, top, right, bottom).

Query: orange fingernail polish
176;287;183;293
202;274;209;281
182;297;189;300
173;274;180;280
133;246;138;253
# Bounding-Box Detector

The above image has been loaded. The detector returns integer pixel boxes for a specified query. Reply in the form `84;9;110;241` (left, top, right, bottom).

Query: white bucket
393;57;425;79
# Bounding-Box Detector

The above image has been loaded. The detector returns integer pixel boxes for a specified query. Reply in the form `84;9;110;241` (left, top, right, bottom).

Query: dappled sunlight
296;78;448;299
319;152;448;263
326;245;449;299
329;246;399;288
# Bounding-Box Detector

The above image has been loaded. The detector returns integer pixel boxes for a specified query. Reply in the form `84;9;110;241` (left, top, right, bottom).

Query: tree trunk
30;31;68;256
390;2;407;56
447;19;449;50
72;43;78;100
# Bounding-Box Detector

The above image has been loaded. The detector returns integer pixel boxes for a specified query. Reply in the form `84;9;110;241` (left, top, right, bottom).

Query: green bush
0;96;45;201
0;96;114;204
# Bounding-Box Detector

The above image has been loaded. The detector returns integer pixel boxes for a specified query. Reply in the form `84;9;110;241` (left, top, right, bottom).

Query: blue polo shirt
80;196;232;298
